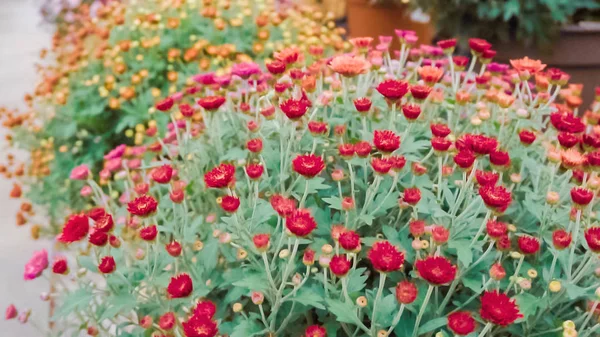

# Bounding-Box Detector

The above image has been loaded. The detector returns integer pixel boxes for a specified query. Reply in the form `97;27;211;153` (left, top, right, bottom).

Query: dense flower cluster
6;27;600;337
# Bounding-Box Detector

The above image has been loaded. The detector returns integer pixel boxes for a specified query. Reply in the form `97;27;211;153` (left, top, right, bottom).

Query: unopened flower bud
527;269;538;278
563;327;578;337
510;173;522;183
510;251;522;259
206;213;216;223
5;304;17;320
331;169;344;181
549;280;561;292
507;224;517;232
251;291;264;305
18;309;30;324
377;330;387;337
516;108;529;118
232;302;243;313
341;197;355;211
136;248;146;260
279;249;290;259
471;116;482;126
356;296;368;308
420;240;429;249
140;315;153;329
518;278;531;290
411;239;423;250
292;273;302;285
219;232;232;244
321;244;333;255
237;248;247;260
563;320;576;330
87;326;99;336
490;263;506;280
546;191;560;205
40;292;50;301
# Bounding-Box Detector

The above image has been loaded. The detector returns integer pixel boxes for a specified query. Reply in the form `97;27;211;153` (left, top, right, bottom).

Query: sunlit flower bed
6;31;600;337
0;0;344;236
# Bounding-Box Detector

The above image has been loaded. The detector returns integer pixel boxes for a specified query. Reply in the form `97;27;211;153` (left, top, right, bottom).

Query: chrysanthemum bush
1;0;344;235
8;33;600;337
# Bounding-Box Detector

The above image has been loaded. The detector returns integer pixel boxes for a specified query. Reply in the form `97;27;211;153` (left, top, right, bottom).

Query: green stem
370;273;387;335
412;285;434;337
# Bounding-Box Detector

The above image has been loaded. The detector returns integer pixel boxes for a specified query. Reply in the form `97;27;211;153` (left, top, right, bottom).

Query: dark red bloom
437;38;457;50
140;225;158;241
558;132;580;148
308;121;328;136
587;151;600;167
94;214;114;232
468;38;491;53
127;195;158;217
453;56;469;68
552;229;572;250
376;79;409;101
246;138;263;153
339;230;361;251
496;235;511;251
410;85;432;100
167;273;193;298
156;97;174;111
390;155;407;171
193;301;216;318
266;60;286;75
430;123;451;137
303;248;316;265
476;170;499;186
182;315;218;337
197;96;226;111
585;227;600;252
481;49;496;60
245;163;264;180
432;226;450;244
480;291;522;326
52;258;68;275
550;112;585;133
204;163;236;188
286;209;317;237
479;185;512;213
338;144;355;159
87;207;107;221
354;141;372;157
170;189;185;203
571;187;593;206
415;256;457;285
292;154;325;178
486;220;507;239
354;97;372;113
152;165;174;184
253;234;270;252
179;104;195;117
448;311;476;336
329;255;351;277
220;195;240;213
270;194;297;218
395;281;418;304
58;214;90;243
468;134;498;155
166;241;182;257
159;312;176;330
517;235;540;255
280;98;309;120
373;130;400;153
98;256;116;274
431;137;452;152
368;240;405;272
305;325;327;337
402;187;421;205
409;220;426;237
89;228;108;246
402;104;421;120
490;149;511;167
454;151;476;169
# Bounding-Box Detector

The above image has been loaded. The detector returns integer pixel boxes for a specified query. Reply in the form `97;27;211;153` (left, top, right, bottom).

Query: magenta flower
69;164;90;180
24;249;49;281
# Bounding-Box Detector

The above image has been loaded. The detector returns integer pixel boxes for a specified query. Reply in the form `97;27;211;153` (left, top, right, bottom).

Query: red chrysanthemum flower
89;228;108;246
587;151;600;167
246;138;263;153
410;84;432;100
52;258;68;275
87;207;107;221
409;220;426;237
517;236;540;255
402;187;421;205
193;300;217;318
552;229;572;250
476;170;499;186
286;209;317;237
415;256;457;285
479;185;512;213
373;130;400;153
376;79;409;101
292;154;325;178
480;291;523;326
159;312;176;330
402;104;421;120
496;235;512;251
94;214;114;233
558;132;580;148
468;38;491;54
339;230;361;251
390;155;407;171
437;38;457;50
305;325;327;337
280;98;309;120
585;227;600;252
270;194;297;218
454;151;476;169
140;225;158;241
448;311;476;336
219;195;240;213
166;241;182;257
156;97;174;112
329;255;351;277
490;149;511;168
431;137;452;152
338;144;355;159
368;240;405;272
490;263;506;280
167;273;193;298
245;163;264;180
467;134;498;155
303;248;316;265
253;234;270;252
127;195;158;217
308;121;328;136
395;281;418;304
204;163;236;188
58;214;90;243
354;141;372;157
571;187;593;207
430;123;451;137
151;164;174;184
266;60;286;75
486;220;507;239
432;226;450;244
354;97;372;113
180;103;195;117
98;256;116;274
550;112;585;133
197;96;226;111
182;314;218;337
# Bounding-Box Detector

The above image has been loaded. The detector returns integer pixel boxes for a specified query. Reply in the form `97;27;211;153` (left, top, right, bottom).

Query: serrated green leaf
325;299;359;324
417;316;447;334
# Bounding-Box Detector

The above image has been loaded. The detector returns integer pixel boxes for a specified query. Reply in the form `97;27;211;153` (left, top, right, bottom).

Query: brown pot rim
561;22;600;34
346;0;408;9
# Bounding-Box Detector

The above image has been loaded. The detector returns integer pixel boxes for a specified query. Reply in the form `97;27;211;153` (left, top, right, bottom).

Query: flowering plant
8;32;600;337
1;0;344;235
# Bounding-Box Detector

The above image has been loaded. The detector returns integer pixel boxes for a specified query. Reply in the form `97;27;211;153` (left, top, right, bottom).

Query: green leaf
99;293;137;321
291;287;325;309
374;294;398;327
78;255;98;272
232;272;270;292
503;0;521;21
449;240;473;267
347;268;368;293
515;293;539;318
325;299;359;324
53;288;93;319
563;283;591;300
231;319;263;337
418;316;447;334
322;196;342;210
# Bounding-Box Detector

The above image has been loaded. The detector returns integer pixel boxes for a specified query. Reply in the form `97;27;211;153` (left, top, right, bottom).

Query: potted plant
346;0;434;46
415;0;600;104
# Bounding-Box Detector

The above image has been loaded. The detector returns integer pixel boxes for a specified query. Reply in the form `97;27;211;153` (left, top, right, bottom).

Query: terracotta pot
299;0;346;20
494;23;600;106
346;0;434;47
